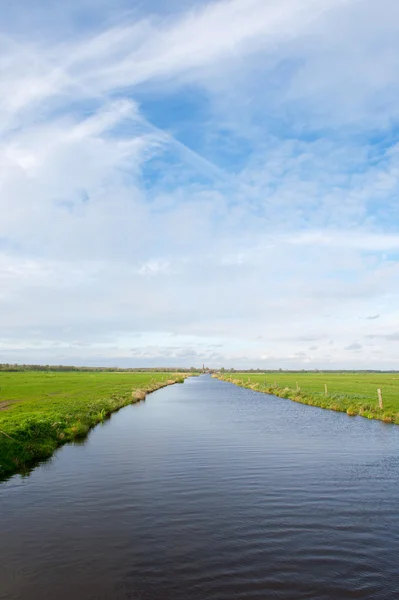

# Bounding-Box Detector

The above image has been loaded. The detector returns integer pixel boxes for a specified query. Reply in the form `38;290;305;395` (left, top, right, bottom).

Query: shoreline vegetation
215;372;399;426
0;371;193;480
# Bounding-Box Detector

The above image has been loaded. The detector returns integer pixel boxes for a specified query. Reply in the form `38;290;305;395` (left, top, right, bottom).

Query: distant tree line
217;368;399;373
0;364;201;373
1;364;397;374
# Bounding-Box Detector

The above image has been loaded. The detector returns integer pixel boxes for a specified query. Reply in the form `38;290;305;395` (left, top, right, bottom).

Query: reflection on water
1;375;399;599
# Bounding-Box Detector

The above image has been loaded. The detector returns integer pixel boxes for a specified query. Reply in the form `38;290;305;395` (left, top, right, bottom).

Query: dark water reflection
1;375;399;599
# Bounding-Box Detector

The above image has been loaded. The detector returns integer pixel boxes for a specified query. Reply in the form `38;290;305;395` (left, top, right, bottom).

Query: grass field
0;371;189;479
217;372;399;424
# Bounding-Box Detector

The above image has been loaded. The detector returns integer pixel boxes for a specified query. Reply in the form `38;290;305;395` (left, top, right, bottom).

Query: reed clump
346;407;358;416
132;389;147;401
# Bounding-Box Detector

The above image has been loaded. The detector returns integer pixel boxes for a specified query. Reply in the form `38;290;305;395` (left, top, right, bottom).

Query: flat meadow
217;371;399;423
0;370;188;479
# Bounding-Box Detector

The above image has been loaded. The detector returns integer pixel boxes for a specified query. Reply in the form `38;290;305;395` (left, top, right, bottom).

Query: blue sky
1;0;399;368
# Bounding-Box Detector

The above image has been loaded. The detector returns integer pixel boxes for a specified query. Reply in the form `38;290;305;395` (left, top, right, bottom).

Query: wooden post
325;384;328;396
274;381;277;387
296;382;299;392
378;388;383;409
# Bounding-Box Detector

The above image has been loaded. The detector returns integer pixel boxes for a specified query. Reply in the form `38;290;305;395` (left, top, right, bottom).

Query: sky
1;0;399;369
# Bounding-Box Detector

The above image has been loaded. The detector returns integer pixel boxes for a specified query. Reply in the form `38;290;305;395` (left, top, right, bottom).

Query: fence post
325;384;328;396
296;382;299;392
378;388;383;409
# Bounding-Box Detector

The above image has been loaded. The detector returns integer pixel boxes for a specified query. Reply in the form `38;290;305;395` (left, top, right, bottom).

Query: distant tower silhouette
202;363;205;373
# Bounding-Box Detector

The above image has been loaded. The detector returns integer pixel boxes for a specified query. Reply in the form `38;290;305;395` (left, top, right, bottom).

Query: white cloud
1;0;399;368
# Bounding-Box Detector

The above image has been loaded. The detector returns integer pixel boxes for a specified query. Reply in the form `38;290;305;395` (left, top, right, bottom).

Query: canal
1;375;399;599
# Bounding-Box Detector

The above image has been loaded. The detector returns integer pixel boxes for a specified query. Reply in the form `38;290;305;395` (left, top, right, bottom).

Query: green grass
216;372;399;424
0;371;190;479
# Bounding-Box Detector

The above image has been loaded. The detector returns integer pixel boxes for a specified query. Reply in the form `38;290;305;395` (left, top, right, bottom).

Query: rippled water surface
1;375;399;599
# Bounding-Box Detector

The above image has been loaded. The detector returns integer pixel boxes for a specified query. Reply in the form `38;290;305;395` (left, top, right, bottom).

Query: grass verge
0;371;191;480
215;372;399;425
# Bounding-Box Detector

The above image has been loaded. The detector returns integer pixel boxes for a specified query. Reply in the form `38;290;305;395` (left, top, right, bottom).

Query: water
1;375;399;599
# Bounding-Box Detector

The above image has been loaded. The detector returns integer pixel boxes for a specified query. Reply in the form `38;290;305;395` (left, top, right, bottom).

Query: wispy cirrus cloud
1;0;399;369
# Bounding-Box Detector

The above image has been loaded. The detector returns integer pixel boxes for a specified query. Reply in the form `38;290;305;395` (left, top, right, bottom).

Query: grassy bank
0;371;190;479
216;372;399;425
